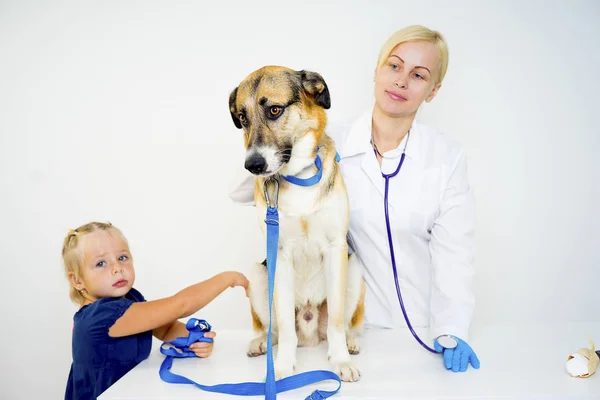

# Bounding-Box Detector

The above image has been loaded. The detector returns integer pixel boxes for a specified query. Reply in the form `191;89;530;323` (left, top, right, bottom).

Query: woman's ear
425;82;442;103
373;66;380;82
68;272;85;291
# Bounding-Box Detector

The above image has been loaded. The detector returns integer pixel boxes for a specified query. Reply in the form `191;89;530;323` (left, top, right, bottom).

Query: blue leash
158;318;339;398
159;150;343;399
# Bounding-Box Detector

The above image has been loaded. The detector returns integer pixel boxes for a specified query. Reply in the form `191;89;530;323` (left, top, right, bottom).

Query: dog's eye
269;106;282;117
238;114;248;125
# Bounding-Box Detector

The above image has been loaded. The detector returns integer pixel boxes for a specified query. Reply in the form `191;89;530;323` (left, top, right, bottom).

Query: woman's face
374;40;442;118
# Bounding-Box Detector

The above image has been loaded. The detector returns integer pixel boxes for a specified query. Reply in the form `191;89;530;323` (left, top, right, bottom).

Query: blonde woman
230;25;480;372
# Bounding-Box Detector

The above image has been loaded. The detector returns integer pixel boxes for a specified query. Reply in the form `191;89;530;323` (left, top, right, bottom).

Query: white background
1;0;599;398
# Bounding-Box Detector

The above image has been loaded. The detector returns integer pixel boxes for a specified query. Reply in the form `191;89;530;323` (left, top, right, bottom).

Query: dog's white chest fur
261;183;346;306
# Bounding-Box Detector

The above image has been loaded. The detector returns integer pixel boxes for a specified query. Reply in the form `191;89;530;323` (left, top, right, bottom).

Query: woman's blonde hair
62;221;129;305
376;25;449;85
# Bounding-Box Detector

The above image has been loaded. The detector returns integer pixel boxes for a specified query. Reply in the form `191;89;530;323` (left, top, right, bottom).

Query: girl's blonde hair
62;221;129;305
376;25;449;85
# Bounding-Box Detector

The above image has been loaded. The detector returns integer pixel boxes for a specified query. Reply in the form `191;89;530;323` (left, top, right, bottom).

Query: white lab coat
228;107;476;342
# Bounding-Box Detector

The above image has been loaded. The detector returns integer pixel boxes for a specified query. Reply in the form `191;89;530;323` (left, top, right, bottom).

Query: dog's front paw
346;335;360;355
247;336;267;357
333;362;361;382
274;360;296;380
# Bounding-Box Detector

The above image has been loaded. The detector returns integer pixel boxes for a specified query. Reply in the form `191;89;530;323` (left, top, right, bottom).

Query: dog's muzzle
245;153;267;175
244;146;290;176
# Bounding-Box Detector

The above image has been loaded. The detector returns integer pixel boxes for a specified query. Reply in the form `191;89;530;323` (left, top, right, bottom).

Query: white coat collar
341;106;421;162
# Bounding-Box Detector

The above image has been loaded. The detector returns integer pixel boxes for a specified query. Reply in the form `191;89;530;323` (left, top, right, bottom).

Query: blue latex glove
433;336;480;372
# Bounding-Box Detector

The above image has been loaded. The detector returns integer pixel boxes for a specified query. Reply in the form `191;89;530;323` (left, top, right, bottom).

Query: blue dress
65;288;153;400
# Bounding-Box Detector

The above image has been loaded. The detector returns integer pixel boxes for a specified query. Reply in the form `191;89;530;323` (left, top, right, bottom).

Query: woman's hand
433;336;480;372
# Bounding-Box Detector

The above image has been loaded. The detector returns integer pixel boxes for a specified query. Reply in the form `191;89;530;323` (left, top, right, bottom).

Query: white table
100;323;600;399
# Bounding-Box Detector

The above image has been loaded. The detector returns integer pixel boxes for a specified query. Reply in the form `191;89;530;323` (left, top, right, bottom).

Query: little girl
62;221;249;400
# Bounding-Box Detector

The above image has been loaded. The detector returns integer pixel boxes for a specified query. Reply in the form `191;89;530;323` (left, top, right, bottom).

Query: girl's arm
108;271;248;337
152;320;188;342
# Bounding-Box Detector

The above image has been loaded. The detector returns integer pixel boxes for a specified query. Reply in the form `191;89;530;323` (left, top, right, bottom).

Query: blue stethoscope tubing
376;133;438;354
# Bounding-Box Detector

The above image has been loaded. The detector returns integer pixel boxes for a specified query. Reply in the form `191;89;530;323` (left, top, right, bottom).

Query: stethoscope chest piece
437;334;459;349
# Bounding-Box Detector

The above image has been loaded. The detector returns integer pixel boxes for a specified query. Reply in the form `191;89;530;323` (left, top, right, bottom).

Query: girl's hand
226;271;250;296
189;331;216;358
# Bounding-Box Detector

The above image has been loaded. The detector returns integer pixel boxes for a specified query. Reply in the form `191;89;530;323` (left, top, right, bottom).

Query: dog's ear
228;86;242;129
299;70;331;109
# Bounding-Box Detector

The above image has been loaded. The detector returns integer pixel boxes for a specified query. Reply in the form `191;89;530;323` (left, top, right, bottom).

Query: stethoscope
370;130;458;353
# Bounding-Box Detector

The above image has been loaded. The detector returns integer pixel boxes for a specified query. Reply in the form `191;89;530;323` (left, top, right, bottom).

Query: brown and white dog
228;66;365;382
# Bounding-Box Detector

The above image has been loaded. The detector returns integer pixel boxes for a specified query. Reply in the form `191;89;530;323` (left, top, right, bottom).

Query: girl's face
70;229;135;303
374;40;442;118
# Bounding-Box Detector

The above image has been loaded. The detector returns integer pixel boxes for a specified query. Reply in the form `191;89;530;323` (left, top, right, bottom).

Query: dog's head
228;66;331;177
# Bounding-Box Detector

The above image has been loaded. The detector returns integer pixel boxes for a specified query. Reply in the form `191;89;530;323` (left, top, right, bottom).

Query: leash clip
309;390;326;400
263;177;279;209
194;320;211;332
185;318;212;333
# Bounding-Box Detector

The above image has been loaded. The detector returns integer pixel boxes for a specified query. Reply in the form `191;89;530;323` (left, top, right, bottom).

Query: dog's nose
245;153;267;175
